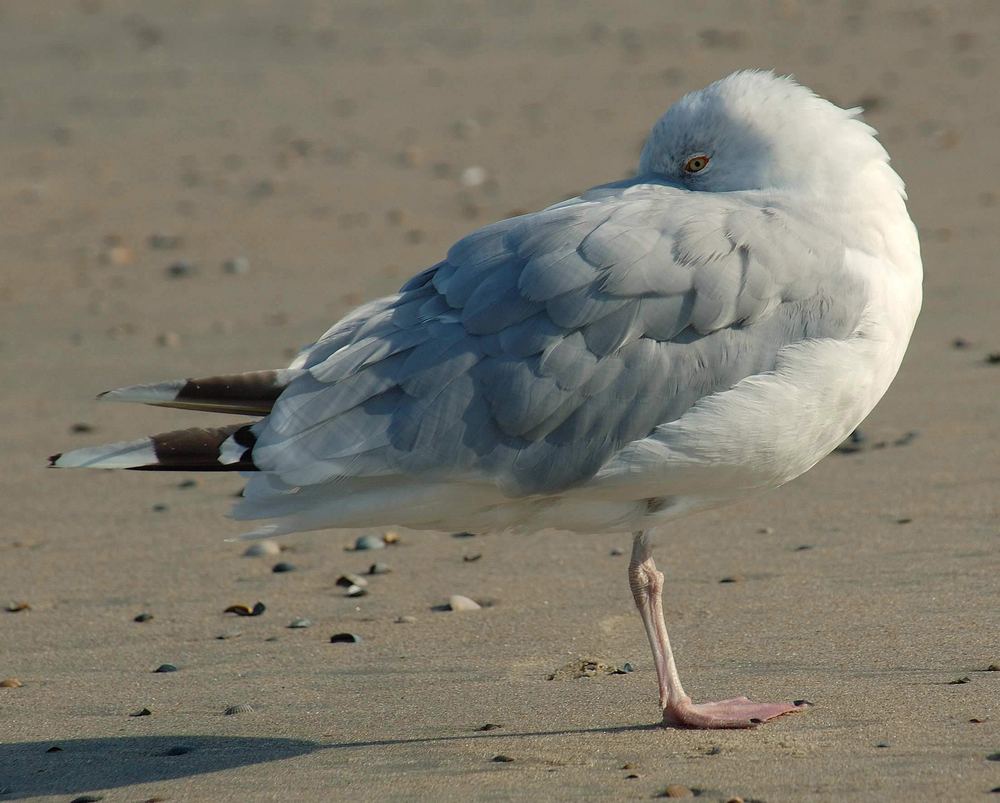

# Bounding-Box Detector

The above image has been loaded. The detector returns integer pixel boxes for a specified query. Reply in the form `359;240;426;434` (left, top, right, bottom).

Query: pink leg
628;531;808;729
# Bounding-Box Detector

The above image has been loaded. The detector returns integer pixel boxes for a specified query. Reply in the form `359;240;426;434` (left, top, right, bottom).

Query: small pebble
244;540;281;557
492;754;515;763
353;534;385;551
394;615;416;624
6;601;31;612
610;547;624;556
70;422;95;433
177;478;198;489
448;594;481;612
336;573;368;588
148;233;183;250
129;707;152;717
460;166;488;188
163;745;191;756
757;526;774;534
969;717;986;723
346;584;367;597
896;517;913;524
272;561;296;573
625;773;640;780
0;677;23;688
222;256;250;275
875;741;890;748
103;245;134;266
463;553;482;562
949;676;972;684
288;618;312;629
986;353;1000;365
156;331;181;348
719;575;743;584
382;531;400;545
661;785;694;798
725;798;745;803
265;636;279;642
452;531;476;539
451;117;482;140
368;562;391;575
152;503;168;513
153;663;178;673
133;612;154;623
166;260;196;278
224;703;255;715
477;723;502;731
951;337;971;349
398;145;424;168
330;632;362;644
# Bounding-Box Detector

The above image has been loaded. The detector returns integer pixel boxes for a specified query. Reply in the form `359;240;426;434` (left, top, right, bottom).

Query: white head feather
638;70;904;201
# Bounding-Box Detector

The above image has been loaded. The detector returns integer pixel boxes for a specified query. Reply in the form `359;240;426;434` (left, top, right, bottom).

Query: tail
48;367;297;471
97;368;302;416
49;423;258;471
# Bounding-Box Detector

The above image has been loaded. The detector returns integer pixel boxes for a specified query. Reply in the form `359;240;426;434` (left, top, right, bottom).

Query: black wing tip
48;453;62;467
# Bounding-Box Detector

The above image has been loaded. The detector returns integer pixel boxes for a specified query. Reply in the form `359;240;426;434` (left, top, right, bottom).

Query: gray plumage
252;181;861;496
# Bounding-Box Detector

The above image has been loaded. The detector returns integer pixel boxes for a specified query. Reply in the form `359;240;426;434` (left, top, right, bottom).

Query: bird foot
661;695;809;729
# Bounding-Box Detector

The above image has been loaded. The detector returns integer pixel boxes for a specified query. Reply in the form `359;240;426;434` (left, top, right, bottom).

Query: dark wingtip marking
48;453;62;467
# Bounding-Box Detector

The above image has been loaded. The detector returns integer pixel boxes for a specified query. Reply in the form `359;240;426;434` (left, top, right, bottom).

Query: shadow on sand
0;724;656;798
0;735;322;800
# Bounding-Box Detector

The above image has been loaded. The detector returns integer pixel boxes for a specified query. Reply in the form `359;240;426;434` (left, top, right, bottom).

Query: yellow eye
683;155;710;173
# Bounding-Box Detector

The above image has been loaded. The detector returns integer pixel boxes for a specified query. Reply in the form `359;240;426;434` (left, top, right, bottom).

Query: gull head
638;70;896;198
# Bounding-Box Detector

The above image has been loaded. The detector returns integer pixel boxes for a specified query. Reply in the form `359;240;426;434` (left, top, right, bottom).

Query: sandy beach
2;1;998;800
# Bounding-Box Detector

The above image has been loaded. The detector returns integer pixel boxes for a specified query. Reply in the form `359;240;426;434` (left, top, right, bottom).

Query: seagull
50;71;922;729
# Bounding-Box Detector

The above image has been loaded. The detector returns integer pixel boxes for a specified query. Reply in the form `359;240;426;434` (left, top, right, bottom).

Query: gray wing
253;182;863;495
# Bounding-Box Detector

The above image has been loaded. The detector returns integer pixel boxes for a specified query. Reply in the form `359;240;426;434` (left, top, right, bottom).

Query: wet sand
2;2;998;800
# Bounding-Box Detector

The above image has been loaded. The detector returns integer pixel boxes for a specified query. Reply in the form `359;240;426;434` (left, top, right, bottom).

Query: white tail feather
50;437;156;469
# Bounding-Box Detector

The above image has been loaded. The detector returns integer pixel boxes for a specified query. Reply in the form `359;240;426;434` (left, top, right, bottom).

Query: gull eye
683;154;710;173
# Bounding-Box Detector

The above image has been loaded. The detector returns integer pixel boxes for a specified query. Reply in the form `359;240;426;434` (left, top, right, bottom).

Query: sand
2;1;998;800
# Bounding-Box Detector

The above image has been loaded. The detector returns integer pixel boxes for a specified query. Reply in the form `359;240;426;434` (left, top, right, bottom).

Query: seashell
335;573;368;588
271;561;296;573
243;540;281;557
0;677;23;688
153;663;178;673
447;595;481;612
352;534;385;551
224;601;266;616
288;618;312;629
224;703;255;715
329;632;362;644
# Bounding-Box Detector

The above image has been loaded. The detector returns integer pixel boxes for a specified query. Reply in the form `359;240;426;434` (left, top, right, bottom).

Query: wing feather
253;182;864;496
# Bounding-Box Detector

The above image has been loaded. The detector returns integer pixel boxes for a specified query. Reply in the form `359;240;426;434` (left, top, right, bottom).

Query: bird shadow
0;735;321;800
0;724;655;799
